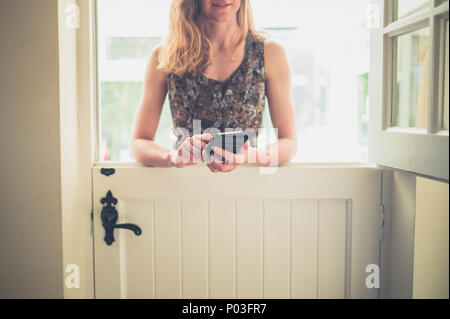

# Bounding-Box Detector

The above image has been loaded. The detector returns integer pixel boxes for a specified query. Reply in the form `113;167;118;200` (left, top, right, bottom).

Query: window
97;0;371;162
395;0;432;20
369;0;449;181
392;27;430;129
253;0;371;162
440;17;449;130
97;0;172;161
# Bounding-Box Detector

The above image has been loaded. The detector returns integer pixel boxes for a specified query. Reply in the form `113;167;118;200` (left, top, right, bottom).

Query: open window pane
392;27;430;129
395;0;432;21
443;19;449;131
369;0;448;181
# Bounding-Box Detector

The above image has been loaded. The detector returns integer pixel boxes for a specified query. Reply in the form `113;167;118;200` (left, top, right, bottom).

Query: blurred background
97;0;436;162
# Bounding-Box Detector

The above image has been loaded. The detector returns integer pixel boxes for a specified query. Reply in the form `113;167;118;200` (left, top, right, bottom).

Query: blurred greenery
358;73;369;144
101;82;174;161
101;82;141;161
100;31;369;162
106;37;162;60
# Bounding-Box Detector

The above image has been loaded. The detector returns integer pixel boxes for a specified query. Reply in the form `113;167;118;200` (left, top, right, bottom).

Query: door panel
93;164;381;299
317;200;348;299
263;200;291;298
119;200;154;299
236;199;263;299
154;200;182;298
181;200;209;299
209;200;236;299
291;200;318;298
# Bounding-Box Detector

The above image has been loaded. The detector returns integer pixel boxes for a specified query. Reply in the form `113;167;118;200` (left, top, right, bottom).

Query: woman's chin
209;14;235;23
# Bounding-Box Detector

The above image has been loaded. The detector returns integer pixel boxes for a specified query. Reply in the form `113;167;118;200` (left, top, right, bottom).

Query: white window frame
369;0;449;181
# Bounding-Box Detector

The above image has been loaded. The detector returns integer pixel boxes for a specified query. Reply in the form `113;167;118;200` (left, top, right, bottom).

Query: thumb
169;150;183;166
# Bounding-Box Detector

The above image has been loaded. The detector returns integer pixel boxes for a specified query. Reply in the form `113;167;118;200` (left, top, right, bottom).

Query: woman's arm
256;39;298;166
130;47;212;167
130;46;174;167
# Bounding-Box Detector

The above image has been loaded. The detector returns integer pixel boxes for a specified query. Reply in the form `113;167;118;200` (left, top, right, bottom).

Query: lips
212;2;231;7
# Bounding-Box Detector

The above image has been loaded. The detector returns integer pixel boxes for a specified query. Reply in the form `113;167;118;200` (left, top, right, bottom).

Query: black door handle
113;223;142;235
100;191;142;246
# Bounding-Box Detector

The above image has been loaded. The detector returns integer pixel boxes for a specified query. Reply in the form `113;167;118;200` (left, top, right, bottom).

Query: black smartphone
205;131;249;163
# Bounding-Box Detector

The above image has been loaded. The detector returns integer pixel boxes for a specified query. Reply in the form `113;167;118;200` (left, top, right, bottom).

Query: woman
130;0;297;173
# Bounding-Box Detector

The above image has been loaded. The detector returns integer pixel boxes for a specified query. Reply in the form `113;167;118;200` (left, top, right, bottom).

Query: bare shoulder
264;39;286;57
149;44;165;69
263;40;289;78
145;44;167;82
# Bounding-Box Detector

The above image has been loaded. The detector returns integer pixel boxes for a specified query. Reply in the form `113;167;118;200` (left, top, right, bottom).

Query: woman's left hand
203;141;252;173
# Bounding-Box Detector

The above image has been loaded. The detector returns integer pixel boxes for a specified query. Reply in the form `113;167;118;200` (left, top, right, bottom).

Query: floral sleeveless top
167;32;266;149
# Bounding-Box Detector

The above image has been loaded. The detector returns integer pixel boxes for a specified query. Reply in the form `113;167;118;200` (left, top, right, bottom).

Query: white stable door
87;0;448;300
93;164;381;299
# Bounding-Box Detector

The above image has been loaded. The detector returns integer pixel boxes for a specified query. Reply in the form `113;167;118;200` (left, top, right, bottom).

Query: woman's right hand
169;133;213;168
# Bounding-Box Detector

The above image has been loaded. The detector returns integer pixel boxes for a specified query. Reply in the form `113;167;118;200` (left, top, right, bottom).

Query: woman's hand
203;141;254;173
169;134;213;168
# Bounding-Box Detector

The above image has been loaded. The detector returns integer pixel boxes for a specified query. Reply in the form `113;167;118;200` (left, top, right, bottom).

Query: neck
204;18;241;51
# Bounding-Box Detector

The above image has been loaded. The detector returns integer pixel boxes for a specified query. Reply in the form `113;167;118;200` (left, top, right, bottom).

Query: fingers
178;135;208;164
193;134;211;146
205;152;221;172
235;141;250;163
200;133;213;142
211;146;237;164
239;141;250;154
179;143;194;163
206;163;219;173
207;155;238;173
173;134;244;171
202;146;218;165
210;139;250;164
169;150;188;168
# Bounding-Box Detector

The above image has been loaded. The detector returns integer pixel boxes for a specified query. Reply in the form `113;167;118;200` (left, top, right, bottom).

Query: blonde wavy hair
158;0;265;76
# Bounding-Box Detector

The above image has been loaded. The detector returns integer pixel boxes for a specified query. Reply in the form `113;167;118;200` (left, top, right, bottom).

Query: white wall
413;177;449;299
381;170;417;299
381;170;449;299
0;0;63;298
58;0;95;299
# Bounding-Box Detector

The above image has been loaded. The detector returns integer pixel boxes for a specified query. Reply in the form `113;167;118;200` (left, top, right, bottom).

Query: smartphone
205;131;249;163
